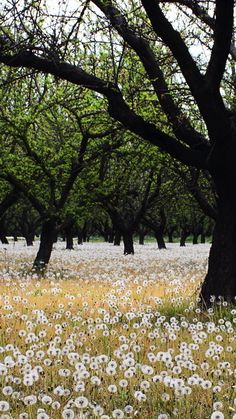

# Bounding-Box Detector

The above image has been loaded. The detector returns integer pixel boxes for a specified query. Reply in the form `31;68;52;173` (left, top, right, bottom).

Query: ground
0;241;235;419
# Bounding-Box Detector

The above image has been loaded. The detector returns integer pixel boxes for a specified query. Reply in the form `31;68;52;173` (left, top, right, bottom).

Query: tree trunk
82;222;88;242
108;231;114;243
66;232;74;250
25;233;34;246
167;227;175;243
0;234;9;244
78;234;83;245
65;220;74;250
0;221;8;244
53;231;58;243
114;231;121;246
201;233;206;244
155;233;166;249
192;234;199;244
180;229;189;247
33;220;56;272
168;232;173;243
102;232;109;242
139;232;145;245
200;200;236;305
123;232;134;255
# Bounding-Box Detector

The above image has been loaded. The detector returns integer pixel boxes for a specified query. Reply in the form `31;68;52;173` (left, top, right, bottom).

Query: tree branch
161;0;236;61
0;173;47;216
93;0;208;149
205;0;234;89
141;0;205;99
141;0;231;142
0;188;20;218
0;49;207;167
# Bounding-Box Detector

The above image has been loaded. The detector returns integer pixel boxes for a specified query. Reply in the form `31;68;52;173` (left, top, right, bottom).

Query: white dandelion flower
210;412;224;419
23;395;37;405
0;401;9;412
61;409;75;419
112;409;124;418
74;396;89;409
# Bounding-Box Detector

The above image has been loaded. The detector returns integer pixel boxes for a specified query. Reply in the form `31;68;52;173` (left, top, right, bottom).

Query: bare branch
205;0;234;89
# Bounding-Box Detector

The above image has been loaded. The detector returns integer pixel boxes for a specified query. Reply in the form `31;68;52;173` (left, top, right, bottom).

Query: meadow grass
0;242;235;419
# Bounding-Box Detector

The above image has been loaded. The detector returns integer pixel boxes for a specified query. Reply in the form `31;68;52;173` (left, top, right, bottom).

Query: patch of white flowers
0;241;235;418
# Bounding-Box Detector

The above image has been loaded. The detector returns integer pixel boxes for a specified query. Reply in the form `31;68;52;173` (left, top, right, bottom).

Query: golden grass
0;250;235;419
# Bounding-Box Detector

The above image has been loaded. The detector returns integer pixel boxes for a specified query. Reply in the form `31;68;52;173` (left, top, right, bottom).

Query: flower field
0;242;235;419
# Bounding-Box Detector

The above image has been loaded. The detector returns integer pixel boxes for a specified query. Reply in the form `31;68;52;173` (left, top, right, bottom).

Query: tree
0;0;235;304
90;137;164;254
0;75;116;269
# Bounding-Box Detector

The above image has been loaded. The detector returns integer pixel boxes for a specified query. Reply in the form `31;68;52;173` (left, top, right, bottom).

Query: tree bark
123;232;134;255
192;233;199;244
200;199;236;305
33;219;56;272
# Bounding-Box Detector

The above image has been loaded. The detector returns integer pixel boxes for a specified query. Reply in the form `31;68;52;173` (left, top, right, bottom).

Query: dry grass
0;242;235;419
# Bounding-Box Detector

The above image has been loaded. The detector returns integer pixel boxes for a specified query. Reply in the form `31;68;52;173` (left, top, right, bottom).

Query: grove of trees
0;0;235;306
